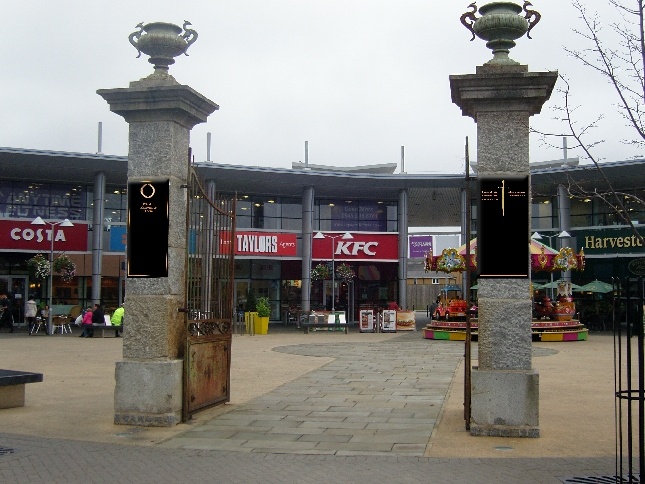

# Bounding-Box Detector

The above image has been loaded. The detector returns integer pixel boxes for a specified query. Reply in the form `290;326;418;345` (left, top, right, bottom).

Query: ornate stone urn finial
460;1;541;64
129;21;198;76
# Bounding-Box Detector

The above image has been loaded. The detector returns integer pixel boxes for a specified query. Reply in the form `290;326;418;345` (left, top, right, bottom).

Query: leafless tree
536;0;645;244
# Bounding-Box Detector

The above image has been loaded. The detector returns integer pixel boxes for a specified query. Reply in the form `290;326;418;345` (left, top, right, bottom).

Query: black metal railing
613;277;644;482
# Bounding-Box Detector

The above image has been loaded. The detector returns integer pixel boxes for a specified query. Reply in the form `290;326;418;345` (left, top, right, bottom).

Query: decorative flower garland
53;254;77;282
27;253;50;280
311;263;331;281
335;263;356;283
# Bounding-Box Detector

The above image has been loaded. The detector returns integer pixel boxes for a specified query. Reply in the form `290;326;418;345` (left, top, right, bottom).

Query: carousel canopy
425;238;585;274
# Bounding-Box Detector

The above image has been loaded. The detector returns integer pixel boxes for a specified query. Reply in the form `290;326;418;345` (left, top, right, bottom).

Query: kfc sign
220;231;297;256
312;232;398;261
0;219;88;252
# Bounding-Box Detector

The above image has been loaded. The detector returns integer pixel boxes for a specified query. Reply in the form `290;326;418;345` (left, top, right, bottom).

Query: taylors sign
224;231;297;256
0;219;87;251
312;232;398;262
236;232;296;255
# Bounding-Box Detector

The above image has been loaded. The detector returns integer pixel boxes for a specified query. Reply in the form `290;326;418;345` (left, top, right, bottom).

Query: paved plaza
0;315;628;483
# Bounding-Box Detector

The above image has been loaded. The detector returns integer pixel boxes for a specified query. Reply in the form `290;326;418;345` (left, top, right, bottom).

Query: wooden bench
89;324;123;338
0;370;43;408
302;312;348;334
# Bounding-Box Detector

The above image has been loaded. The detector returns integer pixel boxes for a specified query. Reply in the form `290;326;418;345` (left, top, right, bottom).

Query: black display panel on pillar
127;180;169;278
477;175;529;278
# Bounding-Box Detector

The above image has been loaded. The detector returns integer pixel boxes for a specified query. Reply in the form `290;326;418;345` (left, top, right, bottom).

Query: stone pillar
450;65;557;437
97;23;218;426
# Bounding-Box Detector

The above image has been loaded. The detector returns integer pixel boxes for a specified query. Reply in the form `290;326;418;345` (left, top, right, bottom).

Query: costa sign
312;232;398;262
0;219;87;252
220;231;297;256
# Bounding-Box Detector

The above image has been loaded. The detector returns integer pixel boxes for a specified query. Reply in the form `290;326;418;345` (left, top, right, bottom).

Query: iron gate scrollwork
183;166;235;421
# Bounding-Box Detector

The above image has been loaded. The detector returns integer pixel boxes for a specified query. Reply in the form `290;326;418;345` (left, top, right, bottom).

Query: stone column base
470;368;539;438
114;359;183;427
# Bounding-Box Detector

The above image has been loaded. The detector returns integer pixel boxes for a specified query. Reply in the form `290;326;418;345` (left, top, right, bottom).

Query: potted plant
254;296;271;334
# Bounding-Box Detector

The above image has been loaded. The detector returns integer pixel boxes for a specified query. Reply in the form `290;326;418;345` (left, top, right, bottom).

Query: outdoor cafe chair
51;315;71;335
30;316;46;335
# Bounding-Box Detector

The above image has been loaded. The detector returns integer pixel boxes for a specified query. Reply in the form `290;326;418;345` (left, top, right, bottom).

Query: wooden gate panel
186;332;230;411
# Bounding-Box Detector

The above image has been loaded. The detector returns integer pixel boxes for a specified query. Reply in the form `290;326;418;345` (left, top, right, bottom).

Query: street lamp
531;230;570;299
313;231;353;312
31;216;74;335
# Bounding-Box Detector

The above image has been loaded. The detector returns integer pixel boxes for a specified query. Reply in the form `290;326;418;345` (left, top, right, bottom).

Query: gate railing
613;277;644;482
183;167;235;421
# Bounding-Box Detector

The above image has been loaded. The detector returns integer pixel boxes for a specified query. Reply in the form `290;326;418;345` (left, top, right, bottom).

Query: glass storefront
233;258;398;321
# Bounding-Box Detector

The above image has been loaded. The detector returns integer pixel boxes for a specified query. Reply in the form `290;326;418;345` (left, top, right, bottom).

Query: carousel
423;238;588;342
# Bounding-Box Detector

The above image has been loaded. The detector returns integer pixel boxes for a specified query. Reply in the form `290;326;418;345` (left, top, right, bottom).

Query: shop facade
228;219;401;322
0;150;128;322
2;147;645;325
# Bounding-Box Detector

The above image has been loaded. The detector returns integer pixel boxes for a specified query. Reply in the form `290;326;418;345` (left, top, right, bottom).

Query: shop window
281;199;302;218
531;197;556;230
234;259;251;278
236;215;252;229
259;217;280;229
571;214;593;227
317;199;393;232
236;198;252;216
3;182;88;220
570;198;592;228
282;218;302;231
101;188;126;223
251;260;280;279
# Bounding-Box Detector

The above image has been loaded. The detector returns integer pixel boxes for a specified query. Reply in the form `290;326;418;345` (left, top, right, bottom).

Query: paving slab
0;319;633;482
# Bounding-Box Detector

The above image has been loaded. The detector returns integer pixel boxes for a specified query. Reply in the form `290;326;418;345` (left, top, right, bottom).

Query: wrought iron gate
183;167;235;421
613;277;644;482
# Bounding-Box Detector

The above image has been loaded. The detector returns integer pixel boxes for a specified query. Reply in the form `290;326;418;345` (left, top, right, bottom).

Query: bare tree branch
543;0;645;247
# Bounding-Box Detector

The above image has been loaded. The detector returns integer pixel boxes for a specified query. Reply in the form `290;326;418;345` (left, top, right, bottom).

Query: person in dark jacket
0;294;13;332
89;303;104;338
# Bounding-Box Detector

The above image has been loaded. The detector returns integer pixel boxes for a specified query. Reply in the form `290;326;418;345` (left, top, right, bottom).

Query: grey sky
2;1;636;174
